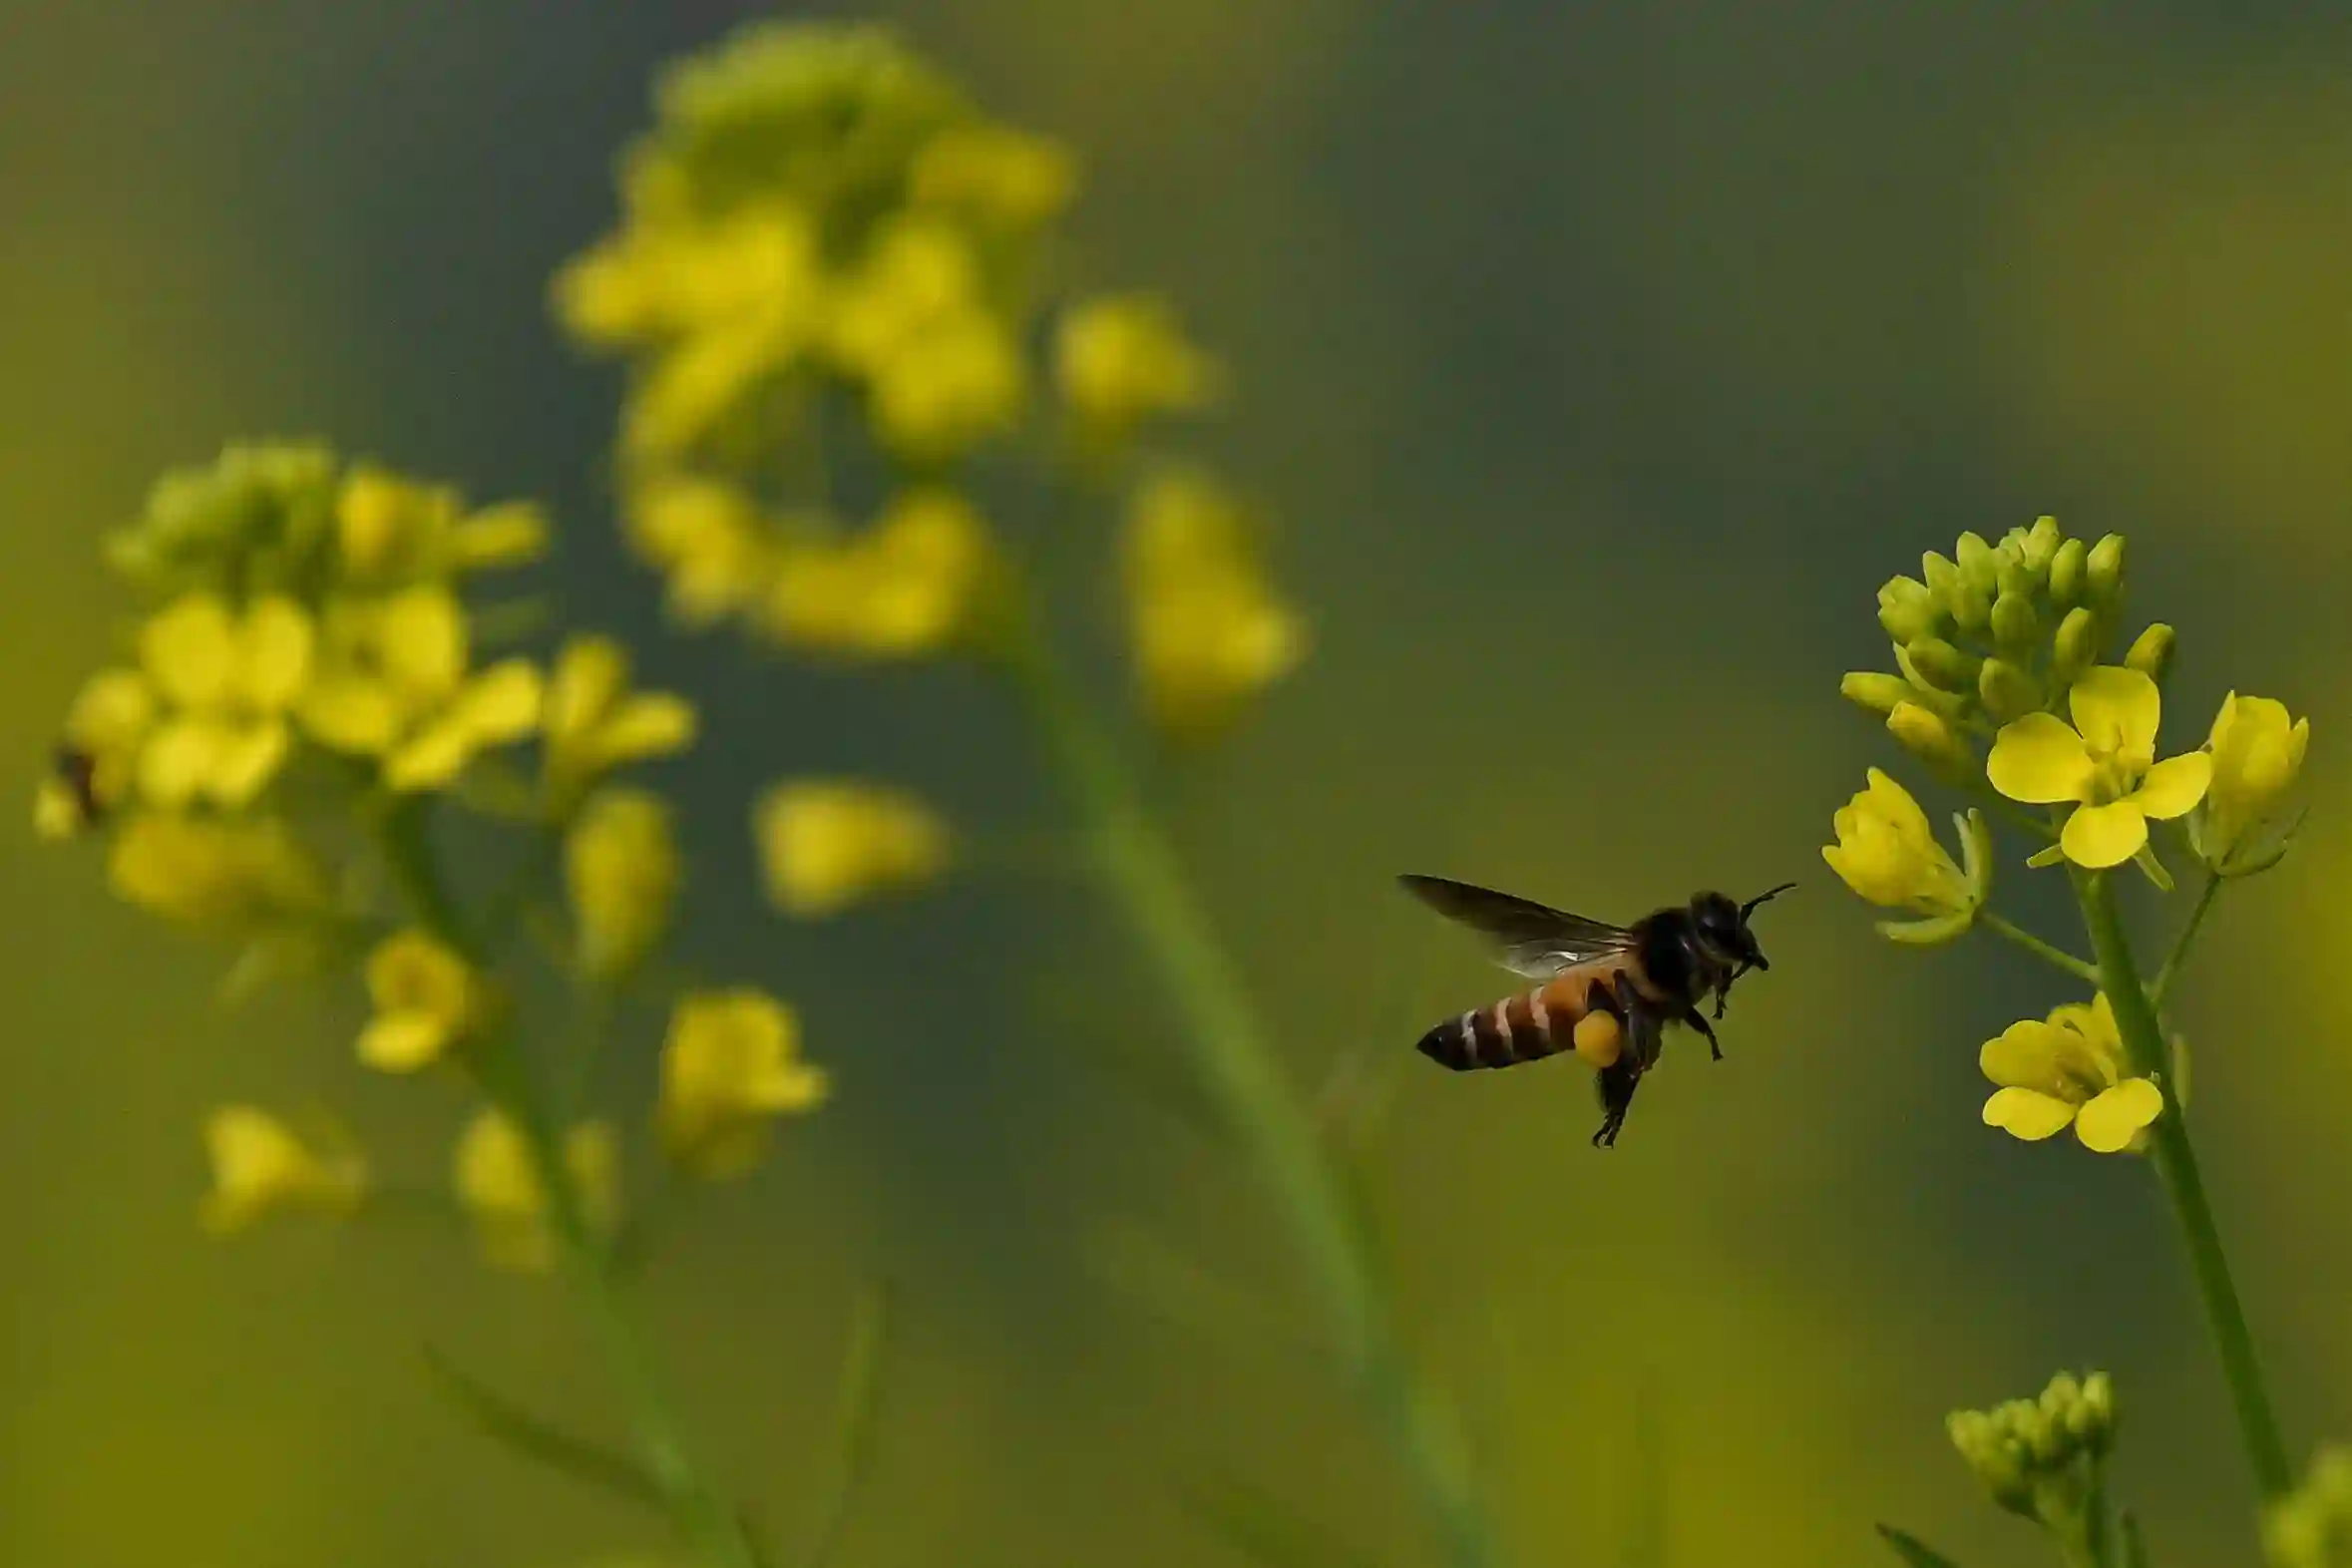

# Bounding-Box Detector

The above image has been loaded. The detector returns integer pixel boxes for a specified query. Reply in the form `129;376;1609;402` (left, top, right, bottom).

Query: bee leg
1592;1061;1637;1147
1680;1001;1723;1061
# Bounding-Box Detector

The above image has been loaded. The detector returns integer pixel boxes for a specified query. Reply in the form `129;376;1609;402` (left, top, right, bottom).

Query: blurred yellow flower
452;1109;617;1275
2265;1444;2352;1568
755;780;950;918
763;490;995;658
34;669;160;837
1979;993;2162;1154
1987;666;2209;869
1120;470;1306;739
822;216;979;375
336;465;548;582
198;1105;366;1234
868;310;1026;460
657;988;829;1179
356;930;483;1073
298;586;544;793
556;202;821;351
544;635;697;804
108;814;327;929
910;123;1079;228
1055;293;1223;436
566;788;680;981
624;474;775;627
135;592;314;810
2197;691;2309;872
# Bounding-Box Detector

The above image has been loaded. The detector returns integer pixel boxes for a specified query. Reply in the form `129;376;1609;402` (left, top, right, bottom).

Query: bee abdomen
1415;989;1570;1072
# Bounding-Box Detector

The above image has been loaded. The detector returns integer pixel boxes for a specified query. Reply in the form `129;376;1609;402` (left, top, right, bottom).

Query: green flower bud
1947;578;1993;634
1990;590;2040;654
1891;645;1970;720
1840;671;1912;717
1887;701;1972;777
2125;622;2175;685
2023;514;2063;571
1979;656;2041;723
2069;1372;2116;1456
1905;636;1980;694
1954;531;2000;598
1946;1408;2036;1517
2086;533;2127;607
2047;537;2089;609
1920;550;1960;605
2052;605;2101;684
1877;576;1940;643
1997;553;2042;601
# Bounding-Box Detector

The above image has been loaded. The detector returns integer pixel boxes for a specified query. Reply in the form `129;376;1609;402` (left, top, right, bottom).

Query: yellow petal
205;720;291;807
385;717;474;793
235;597;315;711
297;675;404;755
357;1011;451;1072
1983;1087;2078;1140
2062;800;2149;869
378;588;469;699
138;718;229;808
458;661;545;742
1979;1019;2075;1096
142;594;239;707
547;637;627;745
1987;713;2094;804
595;694;697;765
2131;752;2211;820
1861;767;1932;845
2070;665;2161;767
2075;1078;2162;1153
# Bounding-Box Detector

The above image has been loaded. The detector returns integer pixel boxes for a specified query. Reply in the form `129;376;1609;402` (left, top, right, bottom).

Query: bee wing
1396;874;1637;979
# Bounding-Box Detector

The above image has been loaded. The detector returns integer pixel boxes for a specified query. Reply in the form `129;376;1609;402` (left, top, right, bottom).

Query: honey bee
51;744;108;830
1398;875;1793;1147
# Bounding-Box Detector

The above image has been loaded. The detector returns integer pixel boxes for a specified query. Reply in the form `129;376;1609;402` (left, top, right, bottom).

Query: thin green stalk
1001;620;1504;1568
374;806;759;1568
2149;868;2222;1011
1977;911;2101;985
2070;868;2292;1500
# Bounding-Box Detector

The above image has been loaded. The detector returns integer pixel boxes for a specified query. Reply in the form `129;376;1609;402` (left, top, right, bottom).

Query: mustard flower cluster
554;20;1307;933
1946;1371;2120;1558
1826;516;2308;1157
36;444;826;1260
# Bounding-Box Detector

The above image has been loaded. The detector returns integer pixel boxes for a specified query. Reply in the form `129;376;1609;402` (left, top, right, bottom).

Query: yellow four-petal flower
1987;665;2209;869
1979;993;2162;1154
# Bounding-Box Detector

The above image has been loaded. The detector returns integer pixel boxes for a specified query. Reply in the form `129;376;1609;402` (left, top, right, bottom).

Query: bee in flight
1398;875;1793;1147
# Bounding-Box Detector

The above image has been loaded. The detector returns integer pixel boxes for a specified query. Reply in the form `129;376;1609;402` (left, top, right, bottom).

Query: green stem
1001;620;1504;1568
2070;868;2292;1501
374;809;759;1568
2149;869;2222;1011
1977;911;2101;985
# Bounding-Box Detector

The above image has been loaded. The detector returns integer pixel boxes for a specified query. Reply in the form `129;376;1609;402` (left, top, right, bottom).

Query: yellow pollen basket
1572;1010;1623;1068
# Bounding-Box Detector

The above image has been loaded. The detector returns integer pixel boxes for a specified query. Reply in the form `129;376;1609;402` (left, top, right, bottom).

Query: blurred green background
3;3;2347;1565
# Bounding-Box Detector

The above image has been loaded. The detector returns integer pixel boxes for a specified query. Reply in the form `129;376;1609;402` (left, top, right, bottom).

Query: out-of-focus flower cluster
1947;1370;2119;1553
555;23;1305;924
2268;1446;2352;1568
37;444;825;1267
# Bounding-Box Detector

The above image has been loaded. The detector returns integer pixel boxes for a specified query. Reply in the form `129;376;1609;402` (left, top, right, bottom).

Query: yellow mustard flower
198;1105;366;1234
542;636;697;805
755;780;950;918
1055;293;1224;436
107;814;327;929
1979;993;2162;1153
822;216;979;375
1822;769;1989;943
34;669;159;838
1986;665;2210;870
1120;470;1307;739
452;1109;617;1274
624;474;775;627
657;989;829;1179
298;586;544;793
134;592;315;810
566;787;680;980
555;201;821;352
868;310;1026;460
909;123;1080;228
2196;691;2309;872
355;930;483;1072
762;490;994;658
336;465;548;583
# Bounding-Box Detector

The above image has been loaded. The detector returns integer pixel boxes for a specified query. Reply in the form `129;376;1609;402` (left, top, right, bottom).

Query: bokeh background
3;2;2348;1565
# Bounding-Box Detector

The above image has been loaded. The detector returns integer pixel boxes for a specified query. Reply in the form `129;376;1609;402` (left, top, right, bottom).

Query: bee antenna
1741;881;1797;921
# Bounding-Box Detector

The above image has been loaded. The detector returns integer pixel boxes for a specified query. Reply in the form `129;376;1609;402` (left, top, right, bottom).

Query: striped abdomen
1415;965;1629;1071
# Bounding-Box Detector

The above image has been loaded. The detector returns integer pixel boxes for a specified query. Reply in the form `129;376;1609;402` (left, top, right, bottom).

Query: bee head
1691;882;1794;976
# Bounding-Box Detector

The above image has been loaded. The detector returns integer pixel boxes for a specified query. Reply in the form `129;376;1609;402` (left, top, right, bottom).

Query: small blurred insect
1397;875;1793;1147
51;744;108;830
